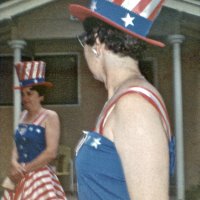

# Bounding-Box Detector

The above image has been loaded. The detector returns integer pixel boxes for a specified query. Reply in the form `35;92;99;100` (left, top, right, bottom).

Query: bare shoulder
115;91;158;116
45;109;59;120
112;80;167;126
123;79;165;103
112;91;166;140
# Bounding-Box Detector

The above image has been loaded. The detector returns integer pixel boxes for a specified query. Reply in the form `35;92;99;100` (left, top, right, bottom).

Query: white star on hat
121;13;135;27
91;1;97;11
91;138;101;149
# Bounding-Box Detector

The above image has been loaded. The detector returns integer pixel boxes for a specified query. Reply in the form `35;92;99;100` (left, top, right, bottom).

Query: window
0;54;79;105
34;54;79;105
0;56;13;105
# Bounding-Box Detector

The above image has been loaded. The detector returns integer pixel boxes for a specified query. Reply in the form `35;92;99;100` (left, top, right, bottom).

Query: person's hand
9;161;26;184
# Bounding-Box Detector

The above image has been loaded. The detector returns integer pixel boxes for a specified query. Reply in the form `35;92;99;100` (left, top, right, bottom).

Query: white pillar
8;40;26;130
168;34;185;200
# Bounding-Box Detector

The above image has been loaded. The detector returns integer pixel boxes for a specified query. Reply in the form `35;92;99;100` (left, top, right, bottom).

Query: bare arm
24;110;60;172
111;94;169;200
9;143;25;183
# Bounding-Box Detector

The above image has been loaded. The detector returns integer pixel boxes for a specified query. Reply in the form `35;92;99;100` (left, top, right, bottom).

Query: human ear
92;37;102;57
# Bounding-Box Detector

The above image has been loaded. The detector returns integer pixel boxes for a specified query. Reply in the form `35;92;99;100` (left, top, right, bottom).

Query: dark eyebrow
21;89;32;96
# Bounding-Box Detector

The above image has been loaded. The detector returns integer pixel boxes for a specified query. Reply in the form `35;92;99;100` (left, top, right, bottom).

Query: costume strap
33;110;48;125
19;110;47;126
19;110;28;123
98;87;172;140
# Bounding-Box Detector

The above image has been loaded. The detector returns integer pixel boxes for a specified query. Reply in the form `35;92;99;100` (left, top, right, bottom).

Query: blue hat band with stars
90;0;153;37
19;78;45;87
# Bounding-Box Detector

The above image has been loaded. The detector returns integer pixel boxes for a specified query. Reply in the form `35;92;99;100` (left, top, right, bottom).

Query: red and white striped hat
69;0;165;47
15;61;53;89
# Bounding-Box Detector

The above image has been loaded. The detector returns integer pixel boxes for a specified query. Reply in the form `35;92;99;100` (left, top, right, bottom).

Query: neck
104;55;144;99
27;106;43;117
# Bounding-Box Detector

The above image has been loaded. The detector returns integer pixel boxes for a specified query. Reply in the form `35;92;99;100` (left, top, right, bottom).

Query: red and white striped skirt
2;166;67;200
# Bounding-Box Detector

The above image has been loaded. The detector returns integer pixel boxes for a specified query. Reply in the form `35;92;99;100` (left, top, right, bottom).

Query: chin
93;75;103;82
23;104;30;110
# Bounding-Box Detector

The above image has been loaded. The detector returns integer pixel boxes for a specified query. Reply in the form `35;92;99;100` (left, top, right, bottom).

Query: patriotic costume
75;87;175;200
2;61;67;200
69;1;175;199
2;110;67;200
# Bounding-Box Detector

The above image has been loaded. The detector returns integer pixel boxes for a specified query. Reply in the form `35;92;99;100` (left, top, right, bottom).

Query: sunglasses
77;32;87;48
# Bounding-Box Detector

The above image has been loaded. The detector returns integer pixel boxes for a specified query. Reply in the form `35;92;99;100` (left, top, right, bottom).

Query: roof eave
164;0;200;17
0;0;55;21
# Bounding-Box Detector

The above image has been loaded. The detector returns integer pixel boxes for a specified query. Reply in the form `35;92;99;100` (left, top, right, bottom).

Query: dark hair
30;85;47;96
82;17;147;60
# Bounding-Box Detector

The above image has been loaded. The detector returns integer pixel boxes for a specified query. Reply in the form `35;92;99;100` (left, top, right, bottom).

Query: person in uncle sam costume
1;61;67;200
69;0;175;200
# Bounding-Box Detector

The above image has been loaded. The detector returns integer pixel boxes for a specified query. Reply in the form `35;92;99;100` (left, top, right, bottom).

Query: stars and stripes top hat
69;0;165;47
15;61;53;89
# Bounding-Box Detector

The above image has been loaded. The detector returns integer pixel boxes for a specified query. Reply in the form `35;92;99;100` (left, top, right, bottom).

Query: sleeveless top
14;110;48;163
75;87;175;200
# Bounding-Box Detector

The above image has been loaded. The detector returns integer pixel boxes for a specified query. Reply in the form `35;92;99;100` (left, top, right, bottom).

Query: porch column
168;34;185;200
8;40;26;130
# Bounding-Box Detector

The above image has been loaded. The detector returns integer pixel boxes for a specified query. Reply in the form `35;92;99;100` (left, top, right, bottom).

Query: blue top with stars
76;131;130;200
15;111;47;163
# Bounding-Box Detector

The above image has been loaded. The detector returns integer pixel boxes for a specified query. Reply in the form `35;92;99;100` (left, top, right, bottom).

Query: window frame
34;52;81;106
0;52;81;107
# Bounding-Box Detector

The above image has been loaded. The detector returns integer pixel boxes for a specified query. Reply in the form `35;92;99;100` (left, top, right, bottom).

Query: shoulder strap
98;87;172;140
19;110;28;123
33;110;48;126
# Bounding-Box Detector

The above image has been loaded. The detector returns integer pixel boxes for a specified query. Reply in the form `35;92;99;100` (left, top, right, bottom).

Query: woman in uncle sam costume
69;0;175;200
1;61;67;200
